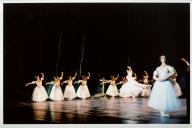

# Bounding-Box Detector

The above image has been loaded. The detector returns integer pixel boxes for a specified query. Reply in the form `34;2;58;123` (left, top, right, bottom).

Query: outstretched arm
61;80;68;85
105;80;111;83
74;80;82;84
46;81;54;85
116;81;123;85
25;81;35;87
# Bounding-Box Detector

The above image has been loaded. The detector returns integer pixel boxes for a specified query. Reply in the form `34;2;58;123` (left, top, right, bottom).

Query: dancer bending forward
119;66;145;102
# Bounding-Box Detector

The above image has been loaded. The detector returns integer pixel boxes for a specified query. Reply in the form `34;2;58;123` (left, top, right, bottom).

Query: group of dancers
25;72;91;101
25;55;188;117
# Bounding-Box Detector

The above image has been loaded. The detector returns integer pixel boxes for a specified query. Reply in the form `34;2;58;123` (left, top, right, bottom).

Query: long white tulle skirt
119;80;143;97
32;85;48;102
49;85;64;101
76;85;91;99
148;80;179;112
63;85;76;99
119;84;131;97
106;85;119;96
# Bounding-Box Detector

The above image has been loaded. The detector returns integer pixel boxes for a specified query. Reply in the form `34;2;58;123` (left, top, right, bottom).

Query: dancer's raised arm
87;72;90;79
115;74;119;80
40;73;44;80
72;72;77;80
181;58;190;66
60;72;64;80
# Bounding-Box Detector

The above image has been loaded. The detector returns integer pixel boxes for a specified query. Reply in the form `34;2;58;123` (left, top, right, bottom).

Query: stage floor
4;97;189;124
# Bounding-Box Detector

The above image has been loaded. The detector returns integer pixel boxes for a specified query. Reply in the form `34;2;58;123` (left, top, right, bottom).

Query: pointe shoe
161;113;170;117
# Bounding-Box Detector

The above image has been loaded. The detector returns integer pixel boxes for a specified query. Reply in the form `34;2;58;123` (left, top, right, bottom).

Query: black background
4;3;190;101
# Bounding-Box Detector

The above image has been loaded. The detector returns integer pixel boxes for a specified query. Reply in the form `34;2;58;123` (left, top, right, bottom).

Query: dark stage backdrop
4;3;190;101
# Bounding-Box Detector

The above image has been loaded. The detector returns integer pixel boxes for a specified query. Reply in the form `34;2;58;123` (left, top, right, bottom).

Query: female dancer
170;68;182;97
140;71;152;97
105;74;119;98
148;55;179;117
122;66;144;102
180;57;190;119
25;73;48;102
49;72;64;101
75;72;91;100
61;73;77;100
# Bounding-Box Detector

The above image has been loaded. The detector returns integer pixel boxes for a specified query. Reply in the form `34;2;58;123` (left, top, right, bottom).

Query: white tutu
106;85;119;97
49;85;64;101
173;82;182;97
63;85;76;99
32;85;48;102
148;80;179;112
119;84;131;97
120;79;143;97
76;85;91;99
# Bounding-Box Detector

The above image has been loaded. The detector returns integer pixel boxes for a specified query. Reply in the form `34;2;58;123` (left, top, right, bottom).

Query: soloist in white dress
148;65;179;112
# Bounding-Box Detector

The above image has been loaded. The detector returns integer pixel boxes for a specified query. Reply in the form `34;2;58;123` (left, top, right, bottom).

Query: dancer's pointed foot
161;113;170;117
160;111;170;117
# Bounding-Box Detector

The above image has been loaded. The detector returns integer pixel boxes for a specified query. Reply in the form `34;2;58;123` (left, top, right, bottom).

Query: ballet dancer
75;72;91;100
122;66;145;102
140;71;152;97
61;72;77;100
148;55;179;117
105;74;119;99
25;73;48;102
49;72;64;101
